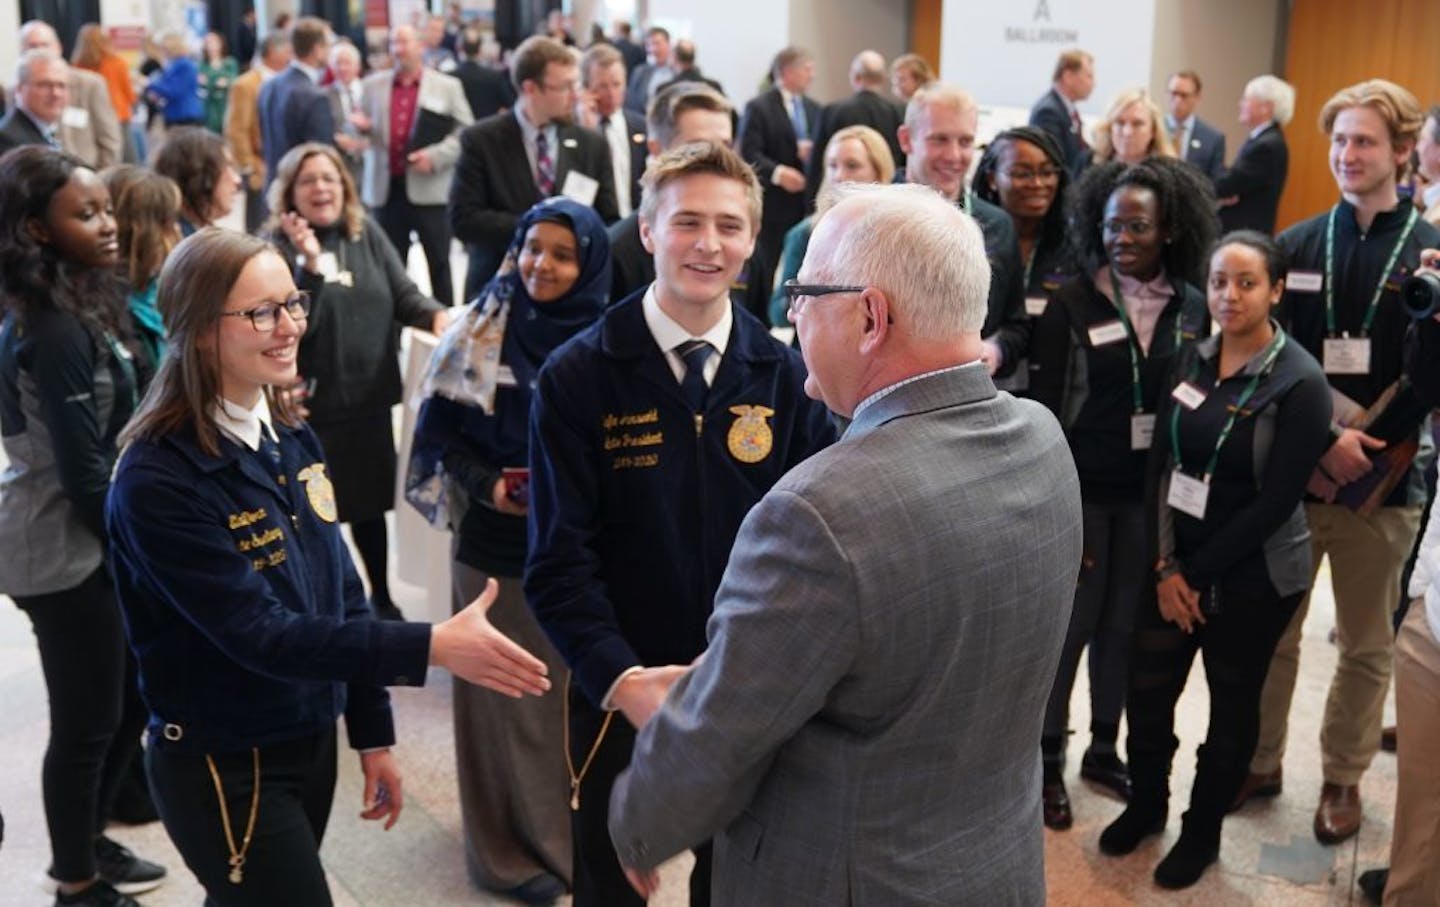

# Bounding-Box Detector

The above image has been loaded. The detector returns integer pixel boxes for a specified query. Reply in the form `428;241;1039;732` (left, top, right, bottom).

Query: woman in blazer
1028;156;1218;830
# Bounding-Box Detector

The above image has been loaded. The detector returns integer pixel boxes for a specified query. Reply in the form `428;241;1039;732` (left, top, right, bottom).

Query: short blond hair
820;125;896;192
638;141;763;235
1320;79;1425;150
904;83;977;135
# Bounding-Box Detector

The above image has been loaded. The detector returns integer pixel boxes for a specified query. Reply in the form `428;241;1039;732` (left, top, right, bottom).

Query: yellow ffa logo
727;405;775;463
297;463;338;523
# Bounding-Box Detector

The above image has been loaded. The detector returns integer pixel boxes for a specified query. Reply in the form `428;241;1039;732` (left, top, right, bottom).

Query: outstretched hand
430;578;551;697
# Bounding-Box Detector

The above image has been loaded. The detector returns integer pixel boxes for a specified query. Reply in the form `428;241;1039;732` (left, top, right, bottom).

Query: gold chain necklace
561;672;614;811
205;748;261;884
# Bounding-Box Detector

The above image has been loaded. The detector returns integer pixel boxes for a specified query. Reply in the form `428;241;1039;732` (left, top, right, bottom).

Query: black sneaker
54;879;141;907
94;836;166;895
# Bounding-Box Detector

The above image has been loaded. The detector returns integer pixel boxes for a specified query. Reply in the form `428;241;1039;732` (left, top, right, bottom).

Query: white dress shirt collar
642;283;732;385
853;362;984;420
210;394;276;452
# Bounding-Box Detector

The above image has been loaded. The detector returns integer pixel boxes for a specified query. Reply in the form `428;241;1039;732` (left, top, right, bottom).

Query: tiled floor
0;556;1399;906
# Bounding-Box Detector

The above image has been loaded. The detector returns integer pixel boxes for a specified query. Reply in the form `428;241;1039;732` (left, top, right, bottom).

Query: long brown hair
71;23;114;70
120;229;301;456
112;171;182;289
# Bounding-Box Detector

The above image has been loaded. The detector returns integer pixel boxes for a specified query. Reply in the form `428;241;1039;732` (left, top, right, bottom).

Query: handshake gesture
428;577;551;697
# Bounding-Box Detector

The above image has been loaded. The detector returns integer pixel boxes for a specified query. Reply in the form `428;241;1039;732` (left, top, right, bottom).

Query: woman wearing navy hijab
408;197;610;904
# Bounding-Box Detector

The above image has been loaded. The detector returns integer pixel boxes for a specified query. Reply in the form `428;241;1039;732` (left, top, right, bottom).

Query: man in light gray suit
608;182;1084;906
358;24;474;306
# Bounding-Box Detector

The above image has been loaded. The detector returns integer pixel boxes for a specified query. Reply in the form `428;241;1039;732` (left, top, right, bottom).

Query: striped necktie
677;339;712;413
536;129;555;196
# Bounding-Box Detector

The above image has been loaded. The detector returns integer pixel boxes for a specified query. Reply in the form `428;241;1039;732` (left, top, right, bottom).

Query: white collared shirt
598;110;633;217
852;362;983;421
210;394;276;451
641;283;731;387
1248;120;1273;141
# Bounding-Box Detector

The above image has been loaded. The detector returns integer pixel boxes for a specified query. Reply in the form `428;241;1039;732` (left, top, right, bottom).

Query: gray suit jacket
609;365;1083;906
358;68;475;208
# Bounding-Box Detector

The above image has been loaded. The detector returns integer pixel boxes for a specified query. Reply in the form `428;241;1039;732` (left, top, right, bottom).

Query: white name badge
560;170;599;206
1088;319;1128;346
1168;470;1211;519
1025;295;1048;317
1288;270;1324;293
1171;381;1208;410
1131;413;1156;450
315;252;340;280
61;106;89;129
1322;337;1371;374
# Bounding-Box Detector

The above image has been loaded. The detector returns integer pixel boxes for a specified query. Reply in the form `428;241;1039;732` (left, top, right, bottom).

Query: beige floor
0;556;1399;907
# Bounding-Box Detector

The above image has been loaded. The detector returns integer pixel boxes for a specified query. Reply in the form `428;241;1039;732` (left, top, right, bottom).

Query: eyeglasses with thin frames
220;291;311;332
783;280;867;318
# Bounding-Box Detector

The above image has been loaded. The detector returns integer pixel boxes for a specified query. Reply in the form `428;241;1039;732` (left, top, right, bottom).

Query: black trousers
377;176;454;307
14;567;148;882
568;686;711;907
1125;580;1304;839
147;729;338;907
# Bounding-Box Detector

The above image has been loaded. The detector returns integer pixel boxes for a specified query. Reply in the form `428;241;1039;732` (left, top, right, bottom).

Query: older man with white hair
18;20;121;167
608;182;1083;905
1216;74;1295;234
0;51;70;155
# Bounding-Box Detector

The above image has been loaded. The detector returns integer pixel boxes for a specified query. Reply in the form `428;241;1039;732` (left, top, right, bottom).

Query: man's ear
638;215;655;254
897;123;912;156
857;287;891;354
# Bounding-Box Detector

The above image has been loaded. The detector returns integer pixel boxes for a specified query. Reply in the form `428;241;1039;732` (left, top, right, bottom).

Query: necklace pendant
570;789;580;811
229;855;245;884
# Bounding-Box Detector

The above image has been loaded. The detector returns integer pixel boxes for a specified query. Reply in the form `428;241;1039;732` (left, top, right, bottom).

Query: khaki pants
1384;601;1440;906
1250;502;1421;784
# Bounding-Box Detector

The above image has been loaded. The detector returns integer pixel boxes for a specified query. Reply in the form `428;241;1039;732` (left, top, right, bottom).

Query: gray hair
16;48;64;87
18;20;60;52
904;82;977;135
813;183;990;339
850;50;886;87
1244;75;1296;126
329;41;360;67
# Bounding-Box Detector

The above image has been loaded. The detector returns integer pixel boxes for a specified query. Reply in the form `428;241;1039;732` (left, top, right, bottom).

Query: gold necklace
205;748;261;884
561;672;614;811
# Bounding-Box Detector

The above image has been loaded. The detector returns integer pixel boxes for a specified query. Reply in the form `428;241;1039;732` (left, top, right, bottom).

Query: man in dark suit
607;83;773;323
901;83;1029;381
622;27;675;116
235;8;257;73
453;27;515;120
611;21;646;73
608;181;1082;906
1029;48;1095;179
258;17;335;186
739;46;820;276
0;51;66;157
581;44;645;220
652;40;725;98
1166;70;1226;183
449;36;619;298
808;49;905;189
1216;75;1293;235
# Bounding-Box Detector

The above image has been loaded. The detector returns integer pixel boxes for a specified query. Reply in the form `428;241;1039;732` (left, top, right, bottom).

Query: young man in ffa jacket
1237;79;1440;848
525;142;836;907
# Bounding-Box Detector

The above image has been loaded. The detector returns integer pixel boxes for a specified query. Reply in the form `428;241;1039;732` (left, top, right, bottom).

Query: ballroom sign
939;0;1156;113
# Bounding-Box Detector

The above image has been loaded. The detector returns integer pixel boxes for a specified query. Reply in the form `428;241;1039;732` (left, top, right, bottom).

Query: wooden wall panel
910;0;941;70
1278;0;1440;231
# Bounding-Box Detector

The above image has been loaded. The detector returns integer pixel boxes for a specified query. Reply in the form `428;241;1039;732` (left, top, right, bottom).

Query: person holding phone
1099;231;1331;887
105;227;551;907
266;142;448;622
408;196;609;903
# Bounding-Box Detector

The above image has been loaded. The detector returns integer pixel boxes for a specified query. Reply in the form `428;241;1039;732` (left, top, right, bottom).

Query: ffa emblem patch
727;405;775;463
298;463;339;522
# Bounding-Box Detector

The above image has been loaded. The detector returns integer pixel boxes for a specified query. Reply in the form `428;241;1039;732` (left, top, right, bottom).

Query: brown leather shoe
1380;725;1397;753
1228;768;1282;813
1314;782;1362;844
1043;780;1073;830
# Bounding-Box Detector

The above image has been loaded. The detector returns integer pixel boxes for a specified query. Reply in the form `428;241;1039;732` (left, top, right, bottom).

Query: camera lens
1401;271;1440;320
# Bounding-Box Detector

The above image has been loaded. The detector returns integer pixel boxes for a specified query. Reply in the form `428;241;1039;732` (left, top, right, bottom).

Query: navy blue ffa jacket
525;293;837;707
106;419;432;754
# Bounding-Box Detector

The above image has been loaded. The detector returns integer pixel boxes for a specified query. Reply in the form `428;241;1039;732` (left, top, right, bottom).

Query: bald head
850;50;886;89
391;24;424;72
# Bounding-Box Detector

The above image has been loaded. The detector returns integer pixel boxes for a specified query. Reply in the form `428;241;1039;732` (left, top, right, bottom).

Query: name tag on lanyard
1322;337;1370;374
1088;319;1128;346
1171;381;1207;410
1167;469;1210;519
1131;413;1155;450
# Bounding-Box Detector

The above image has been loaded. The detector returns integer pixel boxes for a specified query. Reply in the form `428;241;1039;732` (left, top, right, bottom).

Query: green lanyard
1107;268;1184;414
1323;204;1418;336
1169;330;1286;482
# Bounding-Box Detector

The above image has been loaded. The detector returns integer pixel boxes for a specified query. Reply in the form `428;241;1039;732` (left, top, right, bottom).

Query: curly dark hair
152;127;230;226
0;146;128;333
1065;156;1219;286
974;126;1070;262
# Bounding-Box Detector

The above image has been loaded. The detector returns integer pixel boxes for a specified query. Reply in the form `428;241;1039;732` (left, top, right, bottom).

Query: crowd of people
2;9;1440;907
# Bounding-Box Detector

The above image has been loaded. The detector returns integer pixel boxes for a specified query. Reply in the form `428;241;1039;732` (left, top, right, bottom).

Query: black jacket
1215;122;1288;235
1028;88;1089;179
807;88;906;190
453;60;516;120
0;108;50;157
